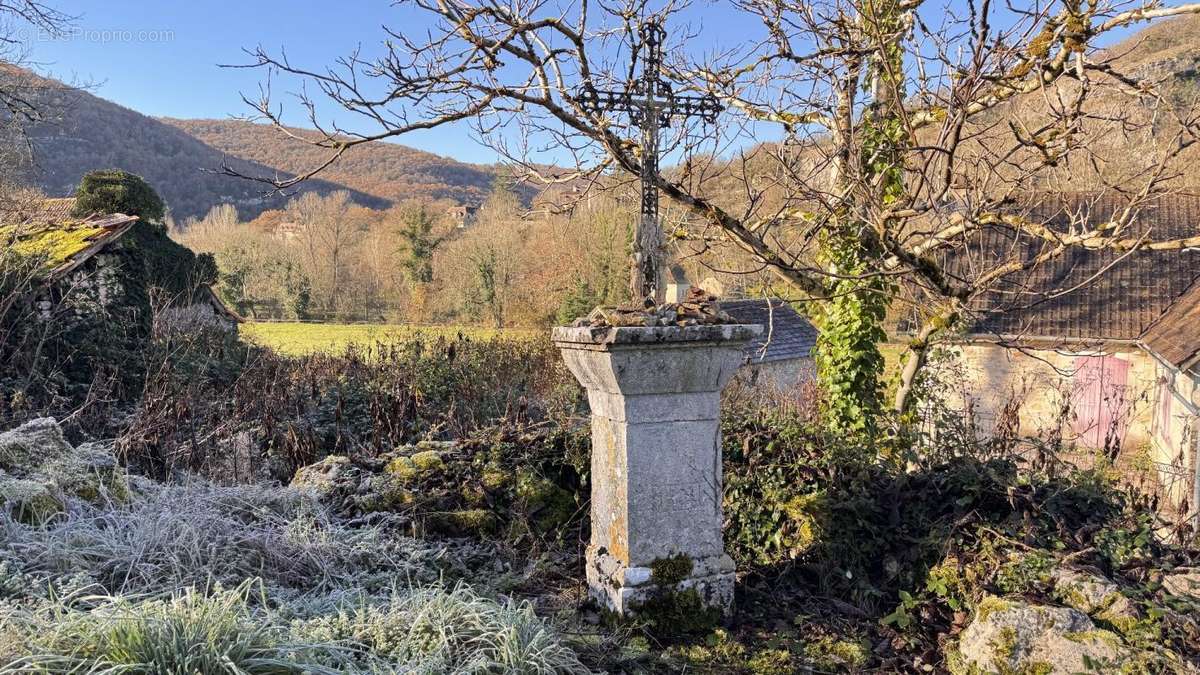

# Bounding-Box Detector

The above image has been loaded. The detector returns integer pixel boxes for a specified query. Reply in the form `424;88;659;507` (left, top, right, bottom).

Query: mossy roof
0;198;138;277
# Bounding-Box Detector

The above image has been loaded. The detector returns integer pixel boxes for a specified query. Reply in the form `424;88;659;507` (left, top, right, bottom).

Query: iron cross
577;19;721;303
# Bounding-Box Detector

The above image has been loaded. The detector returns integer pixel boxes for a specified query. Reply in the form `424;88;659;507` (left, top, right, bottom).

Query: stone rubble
0;418;129;524
572;286;734;328
1162;567;1200;601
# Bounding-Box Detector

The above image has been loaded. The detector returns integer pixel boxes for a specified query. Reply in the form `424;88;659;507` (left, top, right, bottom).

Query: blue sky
21;1;1148;167
22;0;770;165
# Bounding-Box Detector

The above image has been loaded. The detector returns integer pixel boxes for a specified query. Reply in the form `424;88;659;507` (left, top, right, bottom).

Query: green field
241;322;541;356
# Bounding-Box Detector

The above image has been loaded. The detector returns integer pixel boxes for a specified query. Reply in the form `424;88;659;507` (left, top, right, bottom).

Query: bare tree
285;190;363;315
227;0;1200;434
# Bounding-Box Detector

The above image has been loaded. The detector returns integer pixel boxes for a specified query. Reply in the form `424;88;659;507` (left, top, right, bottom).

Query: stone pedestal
552;323;761;616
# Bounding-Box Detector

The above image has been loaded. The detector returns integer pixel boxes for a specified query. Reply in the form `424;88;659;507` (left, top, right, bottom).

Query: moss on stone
667;627;747;668
356;475;413;512
410;450;445;472
975;596;1014;622
385;456;417;482
650;554;694;586
0;475;64;525
386;451;445;484
747;648;796;674
804;636;869;671
0;223;109;274
781;492;823;552
1063;629;1123;650
481;464;510;491
991;626;1019;667
426;509;498;536
633;586;720;636
515;470;576;533
40;447;129;505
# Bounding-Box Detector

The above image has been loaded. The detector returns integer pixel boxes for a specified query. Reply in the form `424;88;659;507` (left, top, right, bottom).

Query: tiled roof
948;193;1200;342
722;299;818;363
1141;281;1200;368
0;198;138;277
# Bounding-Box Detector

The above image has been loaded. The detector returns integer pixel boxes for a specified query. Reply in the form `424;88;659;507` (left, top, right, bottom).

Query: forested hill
10;66;508;221
161;118;503;210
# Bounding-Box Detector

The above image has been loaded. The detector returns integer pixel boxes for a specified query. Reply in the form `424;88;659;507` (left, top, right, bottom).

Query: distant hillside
5;68;387;221
4;67;513;221
161;118;503;209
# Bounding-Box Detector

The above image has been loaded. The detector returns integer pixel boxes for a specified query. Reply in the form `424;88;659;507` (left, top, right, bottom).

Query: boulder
0;472;64;525
951;597;1128;674
0;418;72;472
1162;568;1200;601
40;441;129;503
1051;567;1140;624
0;419;127;521
291;455;358;499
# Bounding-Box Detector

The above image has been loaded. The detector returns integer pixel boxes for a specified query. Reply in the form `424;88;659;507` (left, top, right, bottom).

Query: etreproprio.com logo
19;27;175;44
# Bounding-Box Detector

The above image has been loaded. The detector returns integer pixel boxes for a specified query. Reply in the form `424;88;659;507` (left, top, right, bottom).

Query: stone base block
586;546;735;617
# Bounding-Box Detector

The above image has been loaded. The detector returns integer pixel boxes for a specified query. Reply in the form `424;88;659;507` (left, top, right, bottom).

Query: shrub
71;170;165;223
118;332;581;482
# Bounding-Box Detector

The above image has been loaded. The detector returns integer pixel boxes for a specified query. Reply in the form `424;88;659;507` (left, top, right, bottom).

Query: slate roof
946;193;1200;343
722;299;818;363
1141;281;1200;368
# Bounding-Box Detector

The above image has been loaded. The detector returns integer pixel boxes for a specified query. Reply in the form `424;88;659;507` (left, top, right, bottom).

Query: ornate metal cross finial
577;19;722;303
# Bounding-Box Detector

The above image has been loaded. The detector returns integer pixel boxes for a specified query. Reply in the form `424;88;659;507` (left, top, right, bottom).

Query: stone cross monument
553;323;761;616
577;19;721;303
558;18;756;620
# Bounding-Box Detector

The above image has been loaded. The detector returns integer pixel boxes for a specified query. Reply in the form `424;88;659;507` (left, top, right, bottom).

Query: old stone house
2;197;240;331
907;194;1200;517
663;273;818;389
723;299;818;390
445;203;479;228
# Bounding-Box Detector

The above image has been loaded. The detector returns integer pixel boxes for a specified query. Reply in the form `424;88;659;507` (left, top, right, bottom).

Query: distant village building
903;193;1200;517
1;197;240;332
273;221;303;242
445;203;479;228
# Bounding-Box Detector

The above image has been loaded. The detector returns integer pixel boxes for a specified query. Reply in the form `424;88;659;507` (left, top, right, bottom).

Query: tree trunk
892;312;956;414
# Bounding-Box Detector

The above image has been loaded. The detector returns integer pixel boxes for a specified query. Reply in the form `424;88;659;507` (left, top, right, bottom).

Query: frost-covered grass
0;481;591;674
0;482;441;596
2;581;589;674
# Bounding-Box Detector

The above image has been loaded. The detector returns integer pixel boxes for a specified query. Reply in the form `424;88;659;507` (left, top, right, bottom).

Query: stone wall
931;343;1158;452
1149;363;1199;514
735;357;814;392
36;253;126;319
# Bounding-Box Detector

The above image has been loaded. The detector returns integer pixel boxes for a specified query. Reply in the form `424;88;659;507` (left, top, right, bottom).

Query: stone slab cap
552;324;763;347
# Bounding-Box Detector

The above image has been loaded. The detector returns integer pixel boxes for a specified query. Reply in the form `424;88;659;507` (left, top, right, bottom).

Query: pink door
1072;355;1130;450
